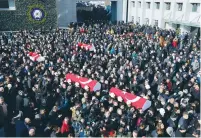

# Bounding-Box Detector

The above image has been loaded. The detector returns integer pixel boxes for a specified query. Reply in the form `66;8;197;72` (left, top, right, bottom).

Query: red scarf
167;82;172;91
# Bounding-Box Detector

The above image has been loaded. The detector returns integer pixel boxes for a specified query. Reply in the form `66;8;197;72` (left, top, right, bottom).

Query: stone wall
0;0;57;31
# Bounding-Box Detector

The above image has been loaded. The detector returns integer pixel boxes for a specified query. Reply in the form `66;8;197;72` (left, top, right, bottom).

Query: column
140;0;145;25
149;0;154;26
170;0;176;21
183;0;190;22
127;0;132;22
159;0;165;28
116;0;123;21
122;0;128;22
180;0;190;33
134;0;138;24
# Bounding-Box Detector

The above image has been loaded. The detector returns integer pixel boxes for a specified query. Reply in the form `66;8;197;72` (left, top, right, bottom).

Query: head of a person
169;97;175;104
0;87;4;93
29;128;35;137
53;106;58;112
64;117;69;124
25;118;31;125
183;112;189;119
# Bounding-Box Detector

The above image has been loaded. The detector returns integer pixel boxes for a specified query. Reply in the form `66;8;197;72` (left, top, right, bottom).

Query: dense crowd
0;22;200;137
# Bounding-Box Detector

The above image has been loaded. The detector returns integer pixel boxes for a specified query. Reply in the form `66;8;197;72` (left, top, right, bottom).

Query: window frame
192;3;199;12
154;20;158;27
0;0;16;11
138;1;141;8
132;1;135;7
146;2;150;9
165;2;171;10
155;2;160;10
177;3;183;11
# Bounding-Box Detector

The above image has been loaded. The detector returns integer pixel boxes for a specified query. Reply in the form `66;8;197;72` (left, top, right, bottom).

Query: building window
165;2;171;10
138;2;141;8
177;3;183;11
154;20;158;26
132;1;135;7
145;18;149;25
0;0;9;8
0;0;15;10
155;2;160;9
192;3;200;12
146;2;150;9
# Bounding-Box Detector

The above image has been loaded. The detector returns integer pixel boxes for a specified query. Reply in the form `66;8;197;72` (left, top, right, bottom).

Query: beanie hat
159;108;165;117
166;127;175;137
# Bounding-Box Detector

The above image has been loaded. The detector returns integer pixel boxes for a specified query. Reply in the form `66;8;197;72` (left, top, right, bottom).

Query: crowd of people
0;22;200;137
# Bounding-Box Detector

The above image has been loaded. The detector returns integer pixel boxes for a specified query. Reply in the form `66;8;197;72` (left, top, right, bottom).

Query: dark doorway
0;0;9;8
111;1;117;23
76;1;111;23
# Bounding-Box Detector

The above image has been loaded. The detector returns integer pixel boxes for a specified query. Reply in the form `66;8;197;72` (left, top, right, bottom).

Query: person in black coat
0;106;5;137
16;90;24;111
15;118;31;137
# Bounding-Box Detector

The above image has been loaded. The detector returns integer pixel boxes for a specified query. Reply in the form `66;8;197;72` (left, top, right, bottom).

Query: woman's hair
156;122;164;135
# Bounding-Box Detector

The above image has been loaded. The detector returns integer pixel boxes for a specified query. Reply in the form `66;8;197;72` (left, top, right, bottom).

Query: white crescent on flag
125;96;141;103
29;52;45;62
109;87;152;111
66;73;101;92
122;90;141;103
79;79;92;85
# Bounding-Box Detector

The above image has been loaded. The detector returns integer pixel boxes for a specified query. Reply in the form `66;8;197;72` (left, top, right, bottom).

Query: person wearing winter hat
158;108;166;117
166;127;175;137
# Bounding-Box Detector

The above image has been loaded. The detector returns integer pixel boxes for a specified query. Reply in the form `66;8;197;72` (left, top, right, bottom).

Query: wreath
27;4;46;24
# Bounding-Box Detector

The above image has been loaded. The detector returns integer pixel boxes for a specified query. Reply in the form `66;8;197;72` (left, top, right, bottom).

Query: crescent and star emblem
79;79;92;85
121;91;141;103
33;10;42;19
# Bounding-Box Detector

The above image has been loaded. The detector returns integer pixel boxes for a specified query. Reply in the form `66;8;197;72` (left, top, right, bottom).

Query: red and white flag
28;52;45;62
109;87;151;111
127;32;134;36
80;28;86;33
78;43;95;51
65;73;101;92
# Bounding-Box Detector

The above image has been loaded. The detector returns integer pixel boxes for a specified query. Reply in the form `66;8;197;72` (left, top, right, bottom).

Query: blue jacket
15;120;29;137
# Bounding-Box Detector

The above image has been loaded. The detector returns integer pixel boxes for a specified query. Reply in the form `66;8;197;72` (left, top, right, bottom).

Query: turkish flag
127;32;134;36
78;43;95;51
80;28;85;33
28;52;45;62
65;73;101;92
109;87;151;111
